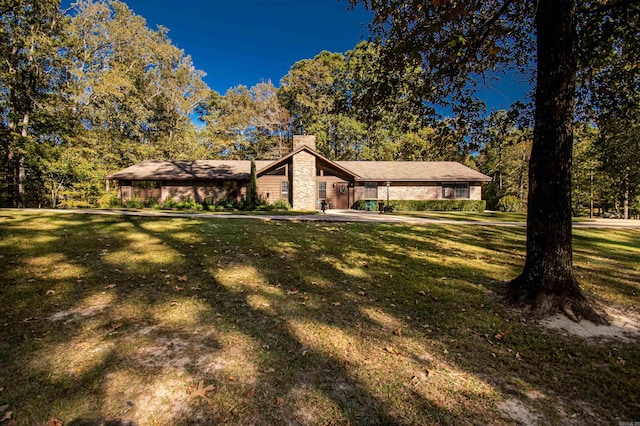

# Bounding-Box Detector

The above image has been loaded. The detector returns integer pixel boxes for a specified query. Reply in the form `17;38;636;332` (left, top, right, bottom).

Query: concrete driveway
6;208;640;229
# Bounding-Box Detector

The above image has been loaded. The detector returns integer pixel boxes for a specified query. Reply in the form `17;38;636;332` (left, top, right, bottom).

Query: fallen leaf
189;380;214;400
393;328;402;336
104;284;116;290
332;302;341;307
286;289;299;295
247;386;256;399
175;286;183;291
515;352;522;360
1;411;12;422
46;289;55;295
49;417;63;426
275;397;285;406
108;322;124;333
7;419;16;426
178;275;188;282
0;405;8;412
494;329;510;340
384;346;396;354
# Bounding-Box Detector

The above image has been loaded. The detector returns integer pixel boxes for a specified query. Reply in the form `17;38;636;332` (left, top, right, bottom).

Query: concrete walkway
5;208;640;229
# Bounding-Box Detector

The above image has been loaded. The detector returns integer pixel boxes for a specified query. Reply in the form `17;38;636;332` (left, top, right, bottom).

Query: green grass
390;210;596;223
391;210;528;222
0;211;638;425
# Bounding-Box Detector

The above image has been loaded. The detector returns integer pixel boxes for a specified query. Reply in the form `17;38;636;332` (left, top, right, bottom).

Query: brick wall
470;183;482;200
353;182;484;201
293;135;316;151
291;150;316;210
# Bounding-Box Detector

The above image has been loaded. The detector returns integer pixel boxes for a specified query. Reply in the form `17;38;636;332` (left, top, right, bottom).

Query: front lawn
0;211;638;425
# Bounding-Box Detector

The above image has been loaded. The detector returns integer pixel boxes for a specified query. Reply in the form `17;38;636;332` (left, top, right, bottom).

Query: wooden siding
257;175;290;204
316;176;350;209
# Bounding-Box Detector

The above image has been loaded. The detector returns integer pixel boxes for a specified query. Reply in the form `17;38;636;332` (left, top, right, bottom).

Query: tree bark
508;0;607;324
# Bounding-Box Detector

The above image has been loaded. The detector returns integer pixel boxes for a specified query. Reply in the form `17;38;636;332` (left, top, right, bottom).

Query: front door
335;182;349;209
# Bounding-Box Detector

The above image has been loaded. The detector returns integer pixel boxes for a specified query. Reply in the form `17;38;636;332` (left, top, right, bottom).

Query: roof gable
256;145;359;179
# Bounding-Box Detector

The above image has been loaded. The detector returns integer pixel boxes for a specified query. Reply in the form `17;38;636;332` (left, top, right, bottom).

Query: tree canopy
350;0;639;321
1;0;210;207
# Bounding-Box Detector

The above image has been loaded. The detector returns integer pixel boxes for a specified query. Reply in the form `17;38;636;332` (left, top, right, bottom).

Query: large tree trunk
508;0;607;324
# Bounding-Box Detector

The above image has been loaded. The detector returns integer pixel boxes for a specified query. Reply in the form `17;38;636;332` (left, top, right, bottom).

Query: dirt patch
49;292;114;321
540;306;640;342
498;399;542;425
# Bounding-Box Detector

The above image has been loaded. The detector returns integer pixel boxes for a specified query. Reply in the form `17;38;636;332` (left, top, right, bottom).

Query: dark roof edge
257;146;360;179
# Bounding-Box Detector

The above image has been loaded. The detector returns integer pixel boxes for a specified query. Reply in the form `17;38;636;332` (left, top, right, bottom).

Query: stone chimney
292;135;316;151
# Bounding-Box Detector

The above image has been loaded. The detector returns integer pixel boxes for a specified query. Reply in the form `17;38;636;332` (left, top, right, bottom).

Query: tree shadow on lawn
0;213;638;424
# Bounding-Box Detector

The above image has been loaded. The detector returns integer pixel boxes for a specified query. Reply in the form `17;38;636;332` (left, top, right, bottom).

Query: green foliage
498;195;524;213
0;0;210;208
249;159;258;208
476;110;532;206
482;182;501;211
123;197;145;209
97;191;121;208
199;81;291;160
276;44;470;162
268;199;292;211
354;199;485;212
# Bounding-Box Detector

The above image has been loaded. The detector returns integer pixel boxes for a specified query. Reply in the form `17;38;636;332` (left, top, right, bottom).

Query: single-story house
106;135;491;210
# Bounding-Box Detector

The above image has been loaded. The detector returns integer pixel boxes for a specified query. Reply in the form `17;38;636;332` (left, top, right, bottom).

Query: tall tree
200;81;291;159
278;51;351;157
478;110;532;209
0;0;66;207
578;0;640;219
351;0;638;322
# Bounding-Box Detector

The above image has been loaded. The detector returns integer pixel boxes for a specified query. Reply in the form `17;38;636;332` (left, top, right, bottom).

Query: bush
482;182;501;211
124;197;145;209
214;197;237;210
268;199;292;211
58;199;94;209
97;191;122;208
497;195;523;212
354;199;486;212
160;198;179;209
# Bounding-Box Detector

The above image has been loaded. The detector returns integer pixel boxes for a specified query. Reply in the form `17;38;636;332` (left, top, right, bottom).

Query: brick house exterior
106;135;491;210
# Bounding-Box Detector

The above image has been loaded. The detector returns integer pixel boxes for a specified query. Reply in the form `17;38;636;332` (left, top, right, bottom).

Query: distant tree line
1;0;637;218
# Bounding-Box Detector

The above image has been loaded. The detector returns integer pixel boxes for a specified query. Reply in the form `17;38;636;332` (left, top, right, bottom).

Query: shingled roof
336;161;491;182
106;160;272;181
106;156;490;183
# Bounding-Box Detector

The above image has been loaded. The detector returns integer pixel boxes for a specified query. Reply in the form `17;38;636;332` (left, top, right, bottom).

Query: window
281;181;289;198
318;181;327;199
132;180;161;189
363;182;378;199
442;183;470;199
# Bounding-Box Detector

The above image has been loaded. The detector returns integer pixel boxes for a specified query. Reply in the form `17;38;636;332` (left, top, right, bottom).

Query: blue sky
114;0;374;94
67;0;532;111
